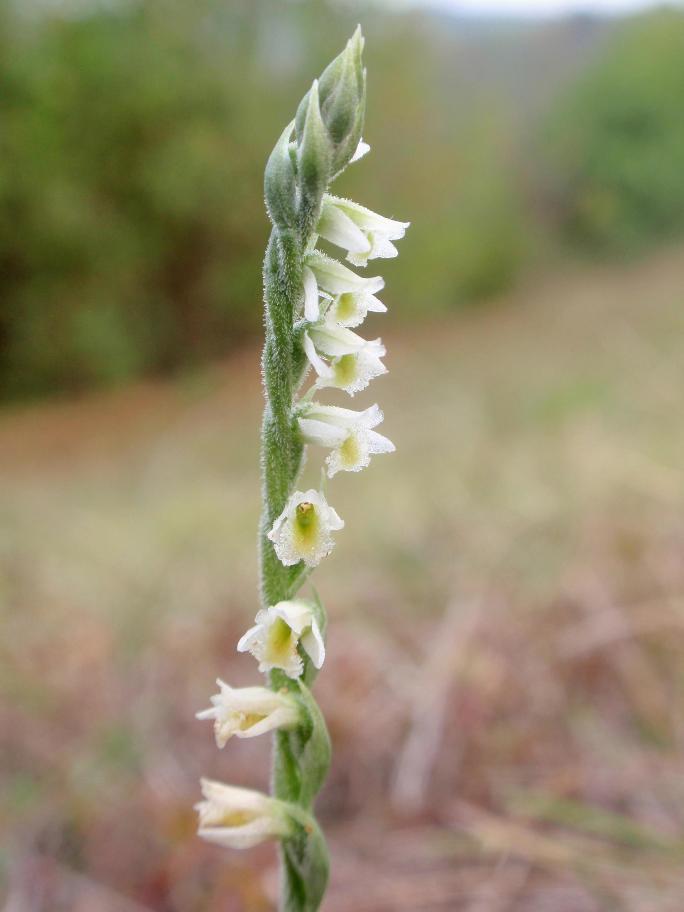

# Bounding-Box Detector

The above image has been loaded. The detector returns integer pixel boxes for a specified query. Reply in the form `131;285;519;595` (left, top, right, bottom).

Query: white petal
198;820;274;850
199;779;269;815
367;429;396;454
347;236;397;268
303;331;333;378
302;266;320;323
350;139;370;163
298;417;348;447
324;505;345;530
365;293;387;313
318;202;371;255
308;322;366;358
195;707;217;720
301;402;383;430
300;620;326;669
329;196;410;239
234;706;297;739
307;252;384;296
271;598;315;636
236;624;262;654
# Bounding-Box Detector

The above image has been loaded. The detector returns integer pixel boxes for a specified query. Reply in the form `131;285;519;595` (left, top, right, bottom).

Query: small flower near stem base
196;680;300;747
237;599;325;678
196;779;291;850
317;195;409;267
267;489;344;567
298;402;395;477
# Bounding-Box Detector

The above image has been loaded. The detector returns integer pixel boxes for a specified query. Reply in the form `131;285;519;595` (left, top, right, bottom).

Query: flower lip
329;289;386;328
313;343;387;396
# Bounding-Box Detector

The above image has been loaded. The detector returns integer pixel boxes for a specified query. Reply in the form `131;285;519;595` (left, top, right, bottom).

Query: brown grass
2;247;684;911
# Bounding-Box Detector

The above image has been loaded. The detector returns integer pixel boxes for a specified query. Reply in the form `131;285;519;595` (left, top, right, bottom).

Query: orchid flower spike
196;30;408;909
267;489;344;567
298;402;395;477
196;680;300;747
303;252;384;324
237;599;325;679
196;779;291;850
317;195;409;267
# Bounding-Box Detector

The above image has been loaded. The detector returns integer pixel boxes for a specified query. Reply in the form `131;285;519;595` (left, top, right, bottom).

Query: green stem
260;226;329;911
260;228;304;608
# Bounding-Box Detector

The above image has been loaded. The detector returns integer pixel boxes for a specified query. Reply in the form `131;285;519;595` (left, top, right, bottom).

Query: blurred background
2;0;684;909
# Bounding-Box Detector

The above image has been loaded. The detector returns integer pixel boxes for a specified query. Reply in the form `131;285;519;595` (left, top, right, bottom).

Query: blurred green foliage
546;11;684;251
1;1;683;401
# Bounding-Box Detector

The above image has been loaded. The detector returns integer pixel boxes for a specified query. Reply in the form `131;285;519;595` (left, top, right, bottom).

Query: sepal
297;81;331;234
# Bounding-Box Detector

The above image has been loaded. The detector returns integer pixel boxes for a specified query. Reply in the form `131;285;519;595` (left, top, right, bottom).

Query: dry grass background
2;247;684;911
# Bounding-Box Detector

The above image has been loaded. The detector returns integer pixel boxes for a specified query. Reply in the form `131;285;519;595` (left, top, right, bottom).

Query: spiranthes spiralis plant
195;27;408;911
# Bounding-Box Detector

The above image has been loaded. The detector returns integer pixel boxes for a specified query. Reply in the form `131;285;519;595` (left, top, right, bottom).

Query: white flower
196;779;291;850
237;599;326;678
302;319;387;395
267;489;344;568
350;138;370;163
317;195;409;267
306;251;383;301
298;402;395;477
307;338;387;396
302;264;385;328
196;680;300;747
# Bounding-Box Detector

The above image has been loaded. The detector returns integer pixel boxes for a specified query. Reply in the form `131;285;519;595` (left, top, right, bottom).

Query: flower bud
295;27;366;179
264;120;297;231
297;81;331;226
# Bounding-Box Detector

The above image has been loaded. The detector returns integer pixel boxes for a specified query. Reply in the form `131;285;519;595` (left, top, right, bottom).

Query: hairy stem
260;226;319;911
260;228;304;609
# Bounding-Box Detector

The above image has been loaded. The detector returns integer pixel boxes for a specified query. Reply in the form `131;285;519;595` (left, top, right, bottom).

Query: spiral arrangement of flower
195;28;408;911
